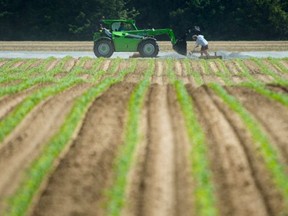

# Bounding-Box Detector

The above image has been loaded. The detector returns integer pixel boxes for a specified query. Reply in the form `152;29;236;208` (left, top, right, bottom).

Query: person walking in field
191;34;210;57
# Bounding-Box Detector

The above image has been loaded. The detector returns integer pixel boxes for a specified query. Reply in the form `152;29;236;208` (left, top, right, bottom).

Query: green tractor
93;19;187;58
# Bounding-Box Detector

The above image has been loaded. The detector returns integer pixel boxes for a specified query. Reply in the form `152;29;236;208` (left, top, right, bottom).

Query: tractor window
111;22;121;31
112;22;136;31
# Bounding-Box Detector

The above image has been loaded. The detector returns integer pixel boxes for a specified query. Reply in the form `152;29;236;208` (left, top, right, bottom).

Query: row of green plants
235;59;288;107
189;58;288;107
5;58;137;216
105;59;154;215
0;58;103;143
171;58;288;214
188;58;288;211
0;57;70;97
209;83;288;211
167;59;218;215
0;58;54;85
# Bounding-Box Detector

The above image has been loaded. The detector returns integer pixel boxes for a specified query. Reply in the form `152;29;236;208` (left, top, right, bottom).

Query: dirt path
138;85;176;216
31;83;135;216
204;86;285;215
188;85;270;216
0;83;91;214
123;85;194;216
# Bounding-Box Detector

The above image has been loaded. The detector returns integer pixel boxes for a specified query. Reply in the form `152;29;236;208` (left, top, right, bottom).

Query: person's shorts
201;45;208;51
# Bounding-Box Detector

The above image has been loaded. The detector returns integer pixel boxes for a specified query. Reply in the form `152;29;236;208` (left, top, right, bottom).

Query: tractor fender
94;36;112;42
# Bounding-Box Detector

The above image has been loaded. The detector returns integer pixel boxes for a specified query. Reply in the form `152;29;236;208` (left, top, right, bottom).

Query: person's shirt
196;35;208;46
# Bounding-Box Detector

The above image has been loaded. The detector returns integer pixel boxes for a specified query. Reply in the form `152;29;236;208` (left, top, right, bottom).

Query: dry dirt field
0;57;288;216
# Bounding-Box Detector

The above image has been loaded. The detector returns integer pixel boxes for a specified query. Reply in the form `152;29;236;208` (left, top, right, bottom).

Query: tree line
0;0;287;40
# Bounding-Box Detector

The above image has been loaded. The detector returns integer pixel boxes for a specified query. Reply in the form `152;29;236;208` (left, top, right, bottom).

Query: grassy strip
209;83;288;209
167;59;218;215
105;59;154;216
183;58;204;86
5;59;137;216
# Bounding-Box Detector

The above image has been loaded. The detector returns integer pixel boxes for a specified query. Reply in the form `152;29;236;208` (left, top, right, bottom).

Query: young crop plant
236;59;288;107
200;59;212;75
212;59;234;86
267;58;288;74
167;59;218;216
0;58;23;73
0;57;107;143
1;59;38;76
209;83;288;211
251;58;288;86
105;59;154;216
0;57;68;97
183;59;204;86
0;58;56;84
5;59;138;216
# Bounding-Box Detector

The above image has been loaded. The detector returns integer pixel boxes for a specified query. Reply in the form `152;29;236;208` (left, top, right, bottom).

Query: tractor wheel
138;38;159;58
94;38;114;58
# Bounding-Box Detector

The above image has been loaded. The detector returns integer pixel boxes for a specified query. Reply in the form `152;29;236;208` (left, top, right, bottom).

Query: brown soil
227;87;288;164
0;84;46;120
125;60;148;83
1;58;288;215
152;60;169;85
263;59;288;80
121;84;194;216
203;86;285;215
188;85;270;216
243;60;274;83
46;59;60;71
0;60;7;68
174;60;189;84
0;83;91;215
31;83;135;216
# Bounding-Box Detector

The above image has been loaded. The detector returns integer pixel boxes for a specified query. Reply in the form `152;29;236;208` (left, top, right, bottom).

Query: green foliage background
0;0;287;40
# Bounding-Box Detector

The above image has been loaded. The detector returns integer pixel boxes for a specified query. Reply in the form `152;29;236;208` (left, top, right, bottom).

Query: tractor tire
138;38;159;58
94;38;114;58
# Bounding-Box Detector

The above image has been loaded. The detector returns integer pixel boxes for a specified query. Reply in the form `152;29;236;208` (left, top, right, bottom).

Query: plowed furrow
151;60;164;84
0;84;91;213
167;85;194;216
205;86;285;215
125;60;148;83
227;87;288;164
137;85;176;216
0;84;44;120
243;60;274;83
188;85;269;216
31;83;135;216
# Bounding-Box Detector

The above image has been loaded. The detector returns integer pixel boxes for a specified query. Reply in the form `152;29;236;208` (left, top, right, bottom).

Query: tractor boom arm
124;28;186;55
